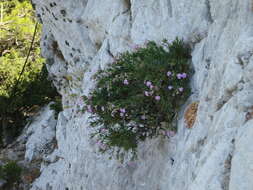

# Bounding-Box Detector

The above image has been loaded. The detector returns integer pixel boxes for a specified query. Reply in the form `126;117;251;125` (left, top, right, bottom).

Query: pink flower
149;84;154;90
123;79;129;85
177;73;187;79
120;108;126;113
178;87;184;92
177;73;182;79
146;81;152;87
144;91;149;96
181;73;187;78
168;85;173;90
167;71;172;77
155;96;161;101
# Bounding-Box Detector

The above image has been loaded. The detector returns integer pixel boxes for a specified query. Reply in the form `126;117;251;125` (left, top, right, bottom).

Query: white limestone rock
230;120;253;190
25;104;57;162
27;0;253;189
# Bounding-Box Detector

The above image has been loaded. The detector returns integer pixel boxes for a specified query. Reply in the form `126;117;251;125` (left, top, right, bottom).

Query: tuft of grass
50;97;63;119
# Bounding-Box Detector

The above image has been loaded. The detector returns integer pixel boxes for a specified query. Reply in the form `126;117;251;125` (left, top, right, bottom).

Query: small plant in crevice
82;38;192;160
50;97;63;119
0;161;22;188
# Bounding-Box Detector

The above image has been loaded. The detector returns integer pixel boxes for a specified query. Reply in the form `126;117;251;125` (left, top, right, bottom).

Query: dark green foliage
107;130;137;151
7;65;58;113
0;0;59;145
83;39;192;159
0;64;58;145
0;161;22;187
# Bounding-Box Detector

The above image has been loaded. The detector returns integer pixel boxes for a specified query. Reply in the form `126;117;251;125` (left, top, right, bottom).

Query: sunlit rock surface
25;104;57;162
27;0;253;189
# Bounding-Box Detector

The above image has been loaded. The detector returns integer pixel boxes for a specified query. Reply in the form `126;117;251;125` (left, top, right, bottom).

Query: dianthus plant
83;38;192;159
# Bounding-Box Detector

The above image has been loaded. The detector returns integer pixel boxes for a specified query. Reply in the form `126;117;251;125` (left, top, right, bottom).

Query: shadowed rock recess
22;0;253;189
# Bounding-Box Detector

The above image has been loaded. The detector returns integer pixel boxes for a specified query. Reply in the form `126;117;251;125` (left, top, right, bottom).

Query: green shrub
0;161;22;186
83;39;192;159
0;63;58;145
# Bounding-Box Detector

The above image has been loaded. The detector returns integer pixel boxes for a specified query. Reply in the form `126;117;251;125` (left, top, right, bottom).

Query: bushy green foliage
83;39;192;159
0;0;58;144
0;0;42;97
0;161;22;186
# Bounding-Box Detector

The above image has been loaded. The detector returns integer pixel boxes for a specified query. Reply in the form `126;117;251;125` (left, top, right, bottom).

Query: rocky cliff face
26;0;253;189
